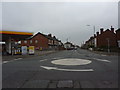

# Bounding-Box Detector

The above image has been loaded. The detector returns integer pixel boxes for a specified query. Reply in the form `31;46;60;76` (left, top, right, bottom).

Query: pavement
2;49;118;89
91;50;119;56
2;50;57;62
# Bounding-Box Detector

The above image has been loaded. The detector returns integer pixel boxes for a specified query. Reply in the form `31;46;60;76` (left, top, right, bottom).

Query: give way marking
40;66;94;72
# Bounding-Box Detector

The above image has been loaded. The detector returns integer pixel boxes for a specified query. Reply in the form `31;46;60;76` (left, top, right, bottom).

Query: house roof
96;29;116;38
64;42;73;45
116;28;120;32
23;32;48;40
24;32;61;42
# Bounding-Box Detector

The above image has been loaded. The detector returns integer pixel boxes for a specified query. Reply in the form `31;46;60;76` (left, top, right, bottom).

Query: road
2;49;118;88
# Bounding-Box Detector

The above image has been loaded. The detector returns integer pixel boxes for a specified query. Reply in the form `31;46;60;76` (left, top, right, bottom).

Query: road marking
14;58;22;60
93;58;111;63
52;57;61;59
51;58;92;66
3;61;10;64
101;55;107;56
3;58;23;64
40;59;48;62
40;66;94;72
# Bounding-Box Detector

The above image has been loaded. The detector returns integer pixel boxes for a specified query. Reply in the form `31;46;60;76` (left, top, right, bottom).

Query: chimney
96;32;99;36
48;34;52;37
94;34;96;38
111;26;114;33
100;28;104;34
53;36;56;39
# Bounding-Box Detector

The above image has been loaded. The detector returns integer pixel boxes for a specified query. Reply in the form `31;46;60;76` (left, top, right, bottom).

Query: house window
35;40;38;43
118;40;120;48
52;40;53;44
30;40;32;44
24;40;27;44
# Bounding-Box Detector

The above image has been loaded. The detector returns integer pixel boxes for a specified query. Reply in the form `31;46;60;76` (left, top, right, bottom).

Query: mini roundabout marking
40;58;94;72
51;58;92;66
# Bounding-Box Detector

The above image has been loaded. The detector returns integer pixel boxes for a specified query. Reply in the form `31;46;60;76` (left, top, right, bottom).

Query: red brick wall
116;30;120;40
21;40;30;46
21;34;49;49
96;30;117;47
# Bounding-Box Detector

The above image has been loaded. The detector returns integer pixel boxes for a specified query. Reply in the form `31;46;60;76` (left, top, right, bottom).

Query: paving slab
80;81;96;88
57;80;73;88
48;80;58;88
97;80;118;88
2;71;35;88
73;81;81;88
22;80;50;88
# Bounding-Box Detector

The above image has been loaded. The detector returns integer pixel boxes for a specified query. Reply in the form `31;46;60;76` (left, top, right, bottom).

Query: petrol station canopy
0;30;33;41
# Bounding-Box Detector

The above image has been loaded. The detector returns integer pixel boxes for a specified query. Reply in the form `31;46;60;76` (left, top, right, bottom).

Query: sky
1;1;118;45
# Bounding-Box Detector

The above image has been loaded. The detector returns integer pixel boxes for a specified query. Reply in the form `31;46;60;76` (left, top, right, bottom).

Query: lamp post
86;25;96;49
106;38;110;53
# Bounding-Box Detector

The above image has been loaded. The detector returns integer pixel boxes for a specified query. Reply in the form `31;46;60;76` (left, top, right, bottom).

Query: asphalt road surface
2;49;118;88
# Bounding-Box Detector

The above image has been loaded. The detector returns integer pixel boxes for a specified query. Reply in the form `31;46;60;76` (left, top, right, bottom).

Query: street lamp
106;38;110;53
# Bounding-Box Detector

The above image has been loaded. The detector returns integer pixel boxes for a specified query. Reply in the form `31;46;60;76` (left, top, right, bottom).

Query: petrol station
0;30;33;55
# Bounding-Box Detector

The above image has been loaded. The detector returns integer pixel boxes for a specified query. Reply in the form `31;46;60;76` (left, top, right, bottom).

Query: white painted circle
51;58;92;66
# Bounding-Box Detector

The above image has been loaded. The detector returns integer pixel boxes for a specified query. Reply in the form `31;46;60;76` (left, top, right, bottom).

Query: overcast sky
2;2;118;45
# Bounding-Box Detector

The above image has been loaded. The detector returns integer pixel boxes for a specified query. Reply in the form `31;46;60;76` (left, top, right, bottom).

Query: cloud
2;2;118;45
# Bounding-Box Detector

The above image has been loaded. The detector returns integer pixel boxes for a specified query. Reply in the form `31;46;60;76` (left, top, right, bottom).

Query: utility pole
66;38;68;42
93;26;95;35
106;38;110;53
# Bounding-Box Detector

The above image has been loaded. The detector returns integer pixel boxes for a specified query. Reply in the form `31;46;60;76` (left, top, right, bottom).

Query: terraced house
83;26;119;51
21;32;63;50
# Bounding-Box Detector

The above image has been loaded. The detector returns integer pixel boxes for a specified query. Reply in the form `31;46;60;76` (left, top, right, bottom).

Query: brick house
96;27;117;48
21;32;49;50
47;34;54;49
83;35;96;49
21;32;63;50
116;28;120;48
83;26;118;51
64;42;75;50
47;34;62;50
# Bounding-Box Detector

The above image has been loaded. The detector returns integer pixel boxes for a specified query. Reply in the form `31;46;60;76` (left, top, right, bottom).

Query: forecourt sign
29;46;35;55
21;46;27;55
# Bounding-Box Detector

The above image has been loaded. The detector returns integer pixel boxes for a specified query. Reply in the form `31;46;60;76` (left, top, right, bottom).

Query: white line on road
40;59;48;62
93;58;111;63
2;61;10;64
52;57;62;59
40;66;94;72
2;58;23;64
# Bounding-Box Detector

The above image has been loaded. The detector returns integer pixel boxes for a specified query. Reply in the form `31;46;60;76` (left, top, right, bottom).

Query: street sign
29;46;34;55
